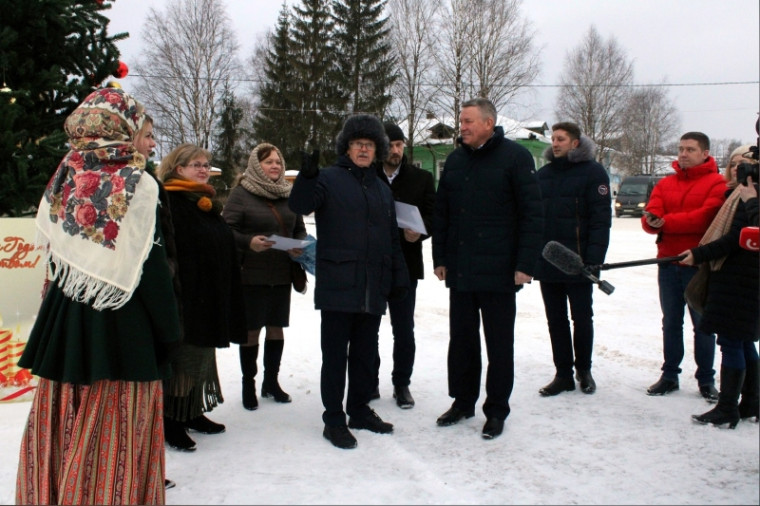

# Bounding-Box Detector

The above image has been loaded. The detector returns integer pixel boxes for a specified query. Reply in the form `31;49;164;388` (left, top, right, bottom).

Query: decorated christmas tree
0;0;128;217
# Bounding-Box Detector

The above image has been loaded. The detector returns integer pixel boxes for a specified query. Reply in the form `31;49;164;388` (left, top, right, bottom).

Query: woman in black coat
682;173;759;428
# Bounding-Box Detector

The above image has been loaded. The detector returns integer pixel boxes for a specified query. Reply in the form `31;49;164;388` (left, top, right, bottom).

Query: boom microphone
542;241;615;295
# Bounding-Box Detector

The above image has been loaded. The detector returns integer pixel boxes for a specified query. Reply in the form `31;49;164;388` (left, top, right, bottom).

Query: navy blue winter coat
289;155;409;315
432;126;544;292
533;135;612;283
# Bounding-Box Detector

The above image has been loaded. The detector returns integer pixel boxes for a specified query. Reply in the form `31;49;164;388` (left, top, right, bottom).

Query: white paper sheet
266;235;316;251
394;202;427;235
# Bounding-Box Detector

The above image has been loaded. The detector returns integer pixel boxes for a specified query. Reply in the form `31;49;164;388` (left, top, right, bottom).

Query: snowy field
0;216;758;505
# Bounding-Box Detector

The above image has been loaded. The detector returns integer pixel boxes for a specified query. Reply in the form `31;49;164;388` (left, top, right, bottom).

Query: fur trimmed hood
542;134;597;164
335;114;389;162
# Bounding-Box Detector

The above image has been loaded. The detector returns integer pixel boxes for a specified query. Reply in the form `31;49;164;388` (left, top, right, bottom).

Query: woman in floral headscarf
15;88;181;504
222;143;307;411
156;144;246;452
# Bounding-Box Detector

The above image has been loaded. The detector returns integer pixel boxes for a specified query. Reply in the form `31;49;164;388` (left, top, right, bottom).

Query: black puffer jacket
692;191;759;340
376;156;436;280
432;126;544;292
533;135;612;283
289;155;409;315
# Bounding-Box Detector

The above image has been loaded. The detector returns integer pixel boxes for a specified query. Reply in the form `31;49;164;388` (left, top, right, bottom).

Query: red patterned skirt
16;378;165;505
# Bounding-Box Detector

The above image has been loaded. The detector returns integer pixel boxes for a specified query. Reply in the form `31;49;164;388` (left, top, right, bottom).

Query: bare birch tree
134;0;239;152
387;0;440;162
618;85;680;175
468;0;539;112
555;26;633;164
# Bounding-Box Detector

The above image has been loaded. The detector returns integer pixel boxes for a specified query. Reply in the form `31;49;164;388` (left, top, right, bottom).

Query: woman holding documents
223;143;307;410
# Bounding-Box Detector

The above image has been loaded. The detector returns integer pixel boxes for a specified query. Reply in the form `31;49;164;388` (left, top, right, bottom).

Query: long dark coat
692;191;759;340
167;192;246;347
288;155;409;315
376;156;436;280
533;135;612;282
222;186;306;286
432;126;544;291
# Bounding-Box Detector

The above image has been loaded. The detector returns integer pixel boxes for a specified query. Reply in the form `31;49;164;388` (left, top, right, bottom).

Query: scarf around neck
239;143;291;200
699;187;742;271
163;177;221;214
35;88;158;310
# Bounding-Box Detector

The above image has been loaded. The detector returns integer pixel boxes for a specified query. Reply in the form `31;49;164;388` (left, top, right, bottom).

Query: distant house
397;115;551;183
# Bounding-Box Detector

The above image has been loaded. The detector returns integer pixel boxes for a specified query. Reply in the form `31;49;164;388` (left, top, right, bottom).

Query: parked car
614;175;665;217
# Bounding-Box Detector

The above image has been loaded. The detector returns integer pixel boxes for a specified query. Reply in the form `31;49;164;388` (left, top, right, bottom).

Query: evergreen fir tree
332;0;396;117
213;83;248;197
0;0;126;216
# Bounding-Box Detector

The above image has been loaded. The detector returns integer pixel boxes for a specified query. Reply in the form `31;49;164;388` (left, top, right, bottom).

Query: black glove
388;286;408;302
300;149;320;179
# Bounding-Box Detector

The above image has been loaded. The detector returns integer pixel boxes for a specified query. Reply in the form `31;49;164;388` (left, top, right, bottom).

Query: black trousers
448;288;516;421
539;281;594;377
375;279;418;388
320;310;381;427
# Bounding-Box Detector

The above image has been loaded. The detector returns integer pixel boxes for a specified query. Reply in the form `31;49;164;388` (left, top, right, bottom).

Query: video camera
736;117;759;186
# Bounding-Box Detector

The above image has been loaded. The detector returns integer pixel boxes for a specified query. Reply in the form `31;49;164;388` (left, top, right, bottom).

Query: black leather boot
692;366;745;429
739;357;759;421
164;416;196;452
239;345;259;410
262;340;292;403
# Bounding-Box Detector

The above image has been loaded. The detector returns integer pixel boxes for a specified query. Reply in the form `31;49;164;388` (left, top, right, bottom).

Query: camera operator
680;135;759;428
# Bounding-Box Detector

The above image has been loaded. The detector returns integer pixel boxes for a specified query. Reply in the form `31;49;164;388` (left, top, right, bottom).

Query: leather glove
300;149;320;179
388;286;408;302
584;264;601;279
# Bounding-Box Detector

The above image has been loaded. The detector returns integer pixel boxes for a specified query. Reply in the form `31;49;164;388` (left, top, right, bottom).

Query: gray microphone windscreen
542;241;583;275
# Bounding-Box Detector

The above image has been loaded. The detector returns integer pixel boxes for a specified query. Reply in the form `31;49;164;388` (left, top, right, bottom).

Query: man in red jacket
642;131;727;400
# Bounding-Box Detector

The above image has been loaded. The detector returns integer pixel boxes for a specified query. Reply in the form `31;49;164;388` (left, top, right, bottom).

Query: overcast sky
105;0;759;150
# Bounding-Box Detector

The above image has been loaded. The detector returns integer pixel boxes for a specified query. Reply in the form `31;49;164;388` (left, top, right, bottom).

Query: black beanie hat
335;114;389;162
384;122;405;143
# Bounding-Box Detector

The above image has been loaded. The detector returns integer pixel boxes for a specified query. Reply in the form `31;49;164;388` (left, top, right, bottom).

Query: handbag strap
266;201;288;236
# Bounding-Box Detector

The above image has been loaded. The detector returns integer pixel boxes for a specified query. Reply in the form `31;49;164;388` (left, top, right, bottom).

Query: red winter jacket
641;157;727;259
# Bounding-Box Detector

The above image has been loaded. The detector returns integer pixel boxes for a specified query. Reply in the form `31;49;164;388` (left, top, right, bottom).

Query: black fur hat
335;114;389;162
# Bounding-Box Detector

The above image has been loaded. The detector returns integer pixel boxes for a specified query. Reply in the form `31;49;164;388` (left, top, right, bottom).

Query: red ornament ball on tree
114;61;128;79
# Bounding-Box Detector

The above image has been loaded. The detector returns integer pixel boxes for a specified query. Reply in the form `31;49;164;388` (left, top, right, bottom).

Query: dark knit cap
335;114;389;162
384;122;405;143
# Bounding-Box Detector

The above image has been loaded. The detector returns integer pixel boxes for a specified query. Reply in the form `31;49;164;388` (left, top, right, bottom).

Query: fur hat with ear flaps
335;114;389;163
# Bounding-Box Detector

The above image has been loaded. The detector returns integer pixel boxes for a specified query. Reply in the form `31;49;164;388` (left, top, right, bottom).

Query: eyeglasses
185;162;211;170
349;141;375;151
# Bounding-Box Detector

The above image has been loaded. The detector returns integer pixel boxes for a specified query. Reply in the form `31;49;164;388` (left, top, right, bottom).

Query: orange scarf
163;178;218;213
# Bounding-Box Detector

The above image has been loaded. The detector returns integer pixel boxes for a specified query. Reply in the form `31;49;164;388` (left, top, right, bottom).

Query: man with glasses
289;114;409;450
432;98;544;439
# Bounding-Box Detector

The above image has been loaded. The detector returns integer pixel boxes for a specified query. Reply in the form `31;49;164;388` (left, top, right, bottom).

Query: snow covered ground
0;216;757;504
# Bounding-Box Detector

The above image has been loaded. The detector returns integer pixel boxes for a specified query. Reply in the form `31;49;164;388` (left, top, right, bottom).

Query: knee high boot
692;366;745;429
262;340;292;403
239;345;259;410
739;357;759;421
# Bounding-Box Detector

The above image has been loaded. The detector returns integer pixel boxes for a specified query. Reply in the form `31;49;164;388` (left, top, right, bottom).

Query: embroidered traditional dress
15;88;181;505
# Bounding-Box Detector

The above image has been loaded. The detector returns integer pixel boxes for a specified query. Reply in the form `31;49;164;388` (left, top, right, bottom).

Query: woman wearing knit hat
223;143;308;411
289;114;410;449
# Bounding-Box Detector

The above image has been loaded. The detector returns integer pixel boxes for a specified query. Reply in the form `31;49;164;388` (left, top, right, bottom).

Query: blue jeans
658;263;716;385
717;335;760;369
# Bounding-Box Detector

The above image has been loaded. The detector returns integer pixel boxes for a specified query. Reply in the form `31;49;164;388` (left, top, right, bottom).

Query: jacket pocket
319;248;358;290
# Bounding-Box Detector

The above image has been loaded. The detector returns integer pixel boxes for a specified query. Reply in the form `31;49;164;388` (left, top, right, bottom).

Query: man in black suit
373;122;436;408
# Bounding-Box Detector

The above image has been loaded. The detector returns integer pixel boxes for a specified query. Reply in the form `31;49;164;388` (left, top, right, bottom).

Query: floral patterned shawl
34;88;159;310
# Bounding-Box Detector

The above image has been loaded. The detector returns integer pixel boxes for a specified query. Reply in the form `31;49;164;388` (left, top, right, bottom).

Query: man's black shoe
699;383;719;403
165;479;176;490
539;376;575;396
183;414;226;434
436;405;475;426
576;370;596;394
323;425;358;449
348;410;394;434
647;377;679;396
482;417;504;440
393;385;415;409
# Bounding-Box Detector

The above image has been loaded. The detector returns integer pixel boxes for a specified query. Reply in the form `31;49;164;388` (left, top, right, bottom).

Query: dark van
614;175;664;217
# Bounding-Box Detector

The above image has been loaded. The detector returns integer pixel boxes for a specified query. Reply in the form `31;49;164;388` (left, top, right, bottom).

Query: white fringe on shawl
35;175;159;311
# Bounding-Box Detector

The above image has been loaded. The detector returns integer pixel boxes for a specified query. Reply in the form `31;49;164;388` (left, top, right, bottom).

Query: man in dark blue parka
533;122;611;397
289;114;409;450
432;98;544;440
